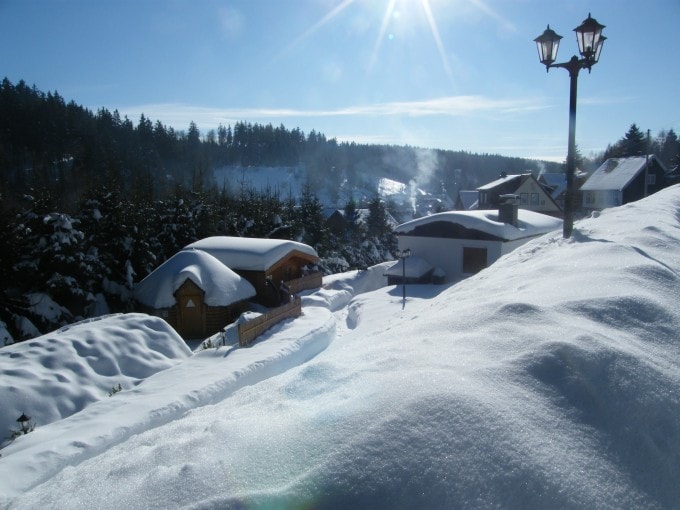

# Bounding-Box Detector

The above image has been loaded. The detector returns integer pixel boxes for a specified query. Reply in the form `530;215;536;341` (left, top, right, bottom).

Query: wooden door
176;281;205;339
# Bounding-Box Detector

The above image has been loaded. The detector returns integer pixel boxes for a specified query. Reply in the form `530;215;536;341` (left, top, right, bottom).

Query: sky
1;0;679;162
2;185;680;507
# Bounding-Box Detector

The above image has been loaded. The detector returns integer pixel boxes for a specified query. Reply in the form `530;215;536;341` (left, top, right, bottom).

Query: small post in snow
397;248;411;308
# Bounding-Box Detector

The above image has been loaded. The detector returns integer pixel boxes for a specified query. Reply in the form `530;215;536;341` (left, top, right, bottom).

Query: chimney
498;194;519;227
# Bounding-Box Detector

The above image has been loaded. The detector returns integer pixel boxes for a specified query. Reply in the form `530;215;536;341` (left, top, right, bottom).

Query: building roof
457;190;479;210
580;155;666;191
395;209;562;242
183;236;319;272
476;173;526;191
539;173;567;199
134;250;256;309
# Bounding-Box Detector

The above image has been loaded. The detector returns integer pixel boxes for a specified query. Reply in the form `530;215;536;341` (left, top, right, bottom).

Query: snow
133;249;256;309
183;236;319;272
384;256;434;278
2;187;680;508
395;208;563;241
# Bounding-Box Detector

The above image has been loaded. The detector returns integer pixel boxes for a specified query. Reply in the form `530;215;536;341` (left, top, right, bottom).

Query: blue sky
1;0;679;161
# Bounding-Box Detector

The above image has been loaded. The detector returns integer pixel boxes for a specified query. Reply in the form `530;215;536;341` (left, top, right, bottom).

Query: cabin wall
236;252;319;307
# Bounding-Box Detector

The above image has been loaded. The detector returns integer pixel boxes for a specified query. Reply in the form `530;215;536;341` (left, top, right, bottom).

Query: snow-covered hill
212;165;452;220
1;187;680;509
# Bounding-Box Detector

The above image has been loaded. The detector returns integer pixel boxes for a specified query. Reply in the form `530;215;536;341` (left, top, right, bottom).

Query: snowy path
0;307;335;499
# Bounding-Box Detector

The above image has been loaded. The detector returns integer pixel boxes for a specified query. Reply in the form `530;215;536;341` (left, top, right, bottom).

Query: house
134;250;256;340
183;237;321;307
580;155;670;210
477;173;561;217
538;173;567;208
394;199;562;283
455;190;479;211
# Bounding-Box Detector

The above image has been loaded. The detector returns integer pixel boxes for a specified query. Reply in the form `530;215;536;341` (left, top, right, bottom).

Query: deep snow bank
0;308;334;500
0;313;191;435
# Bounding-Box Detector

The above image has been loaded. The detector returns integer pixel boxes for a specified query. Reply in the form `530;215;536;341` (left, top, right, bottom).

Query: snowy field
1;186;680;509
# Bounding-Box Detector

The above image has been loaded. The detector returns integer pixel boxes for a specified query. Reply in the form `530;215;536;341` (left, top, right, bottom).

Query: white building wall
398;235;536;283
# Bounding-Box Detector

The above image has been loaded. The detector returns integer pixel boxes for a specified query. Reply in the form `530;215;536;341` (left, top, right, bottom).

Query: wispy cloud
115;95;545;128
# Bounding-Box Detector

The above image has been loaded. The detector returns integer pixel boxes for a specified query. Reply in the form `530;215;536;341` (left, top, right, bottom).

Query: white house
580;155;670;210
394;204;562;283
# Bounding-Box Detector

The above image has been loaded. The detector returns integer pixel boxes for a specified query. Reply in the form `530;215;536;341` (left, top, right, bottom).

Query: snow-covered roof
395;209;562;241
476;173;525;191
457;190;479;210
183;236;318;272
580;155;664;191
384;256;434;278
539;173;567;199
134;250;256;309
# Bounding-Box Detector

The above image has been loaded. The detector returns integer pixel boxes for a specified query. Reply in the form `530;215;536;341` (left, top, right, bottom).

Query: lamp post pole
565;56;580;238
534;14;606;238
398;248;411;308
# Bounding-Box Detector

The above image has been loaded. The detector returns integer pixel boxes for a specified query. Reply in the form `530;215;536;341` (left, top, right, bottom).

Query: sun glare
281;0;510;88
368;0;452;82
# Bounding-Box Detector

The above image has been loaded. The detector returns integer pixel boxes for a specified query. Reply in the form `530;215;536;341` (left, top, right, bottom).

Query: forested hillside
1;78;678;343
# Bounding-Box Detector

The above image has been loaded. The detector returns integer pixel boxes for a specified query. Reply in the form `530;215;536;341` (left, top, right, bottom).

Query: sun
369;0;452;80
281;0;456;84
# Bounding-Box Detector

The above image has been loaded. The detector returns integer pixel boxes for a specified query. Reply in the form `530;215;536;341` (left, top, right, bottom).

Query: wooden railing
286;271;323;295
238;296;302;347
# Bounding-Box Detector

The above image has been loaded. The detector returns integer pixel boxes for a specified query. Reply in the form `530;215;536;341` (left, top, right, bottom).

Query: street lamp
534;13;606;238
397;248;411;307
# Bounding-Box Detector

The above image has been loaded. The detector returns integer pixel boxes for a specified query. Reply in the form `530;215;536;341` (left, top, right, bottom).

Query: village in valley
126;152;676;348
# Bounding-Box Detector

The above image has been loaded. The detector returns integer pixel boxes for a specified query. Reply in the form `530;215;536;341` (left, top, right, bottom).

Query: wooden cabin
134;250;256;340
183;237;321;307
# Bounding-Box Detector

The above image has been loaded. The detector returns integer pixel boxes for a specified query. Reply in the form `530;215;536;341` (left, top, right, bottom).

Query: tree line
0;182;395;344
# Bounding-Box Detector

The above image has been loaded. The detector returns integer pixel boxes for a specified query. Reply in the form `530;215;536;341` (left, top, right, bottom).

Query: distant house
455;190;479;211
477;173;561;217
394;200;562;283
580;155;671;210
134;250;256;340
538;173;567;208
183;237;321;307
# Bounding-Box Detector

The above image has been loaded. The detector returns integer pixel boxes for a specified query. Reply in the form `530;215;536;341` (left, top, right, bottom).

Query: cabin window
463;247;487;274
647;174;656;185
520;193;528;205
530;193;539;206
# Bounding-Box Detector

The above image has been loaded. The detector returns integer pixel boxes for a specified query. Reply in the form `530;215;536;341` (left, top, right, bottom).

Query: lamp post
397;248;411;307
535;13;606;238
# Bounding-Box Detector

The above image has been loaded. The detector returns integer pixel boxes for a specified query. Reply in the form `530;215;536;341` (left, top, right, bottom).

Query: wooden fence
237;296;302;347
286;271;323;295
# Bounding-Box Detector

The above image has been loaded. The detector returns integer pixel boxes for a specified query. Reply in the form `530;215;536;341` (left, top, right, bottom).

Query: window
530;193;539;206
520;193;528;205
463;247;487;274
647;174;656;185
